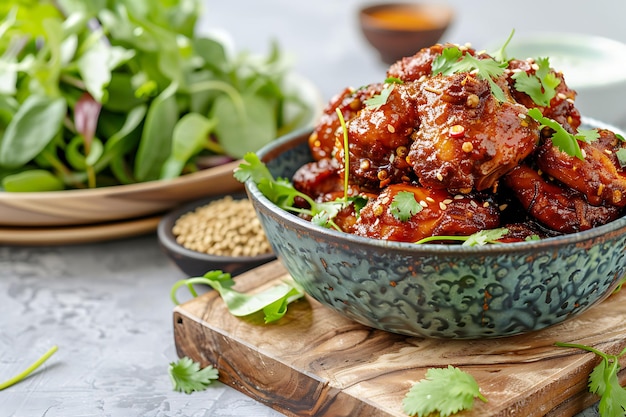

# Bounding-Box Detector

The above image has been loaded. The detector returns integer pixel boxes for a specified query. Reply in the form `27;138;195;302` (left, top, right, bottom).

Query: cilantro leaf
526;108;589;160
171;270;305;324
169;356;219;394
462;228;510;246
413;227;509;245
364;84;395;110
432;47;508;102
402;365;487;417
512;57;561;106
432;46;464;75
390;191;422;221
616;148;626;168
556;342;626;417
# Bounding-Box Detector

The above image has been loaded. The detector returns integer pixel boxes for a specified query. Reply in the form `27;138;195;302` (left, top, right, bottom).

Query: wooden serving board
173;260;626;417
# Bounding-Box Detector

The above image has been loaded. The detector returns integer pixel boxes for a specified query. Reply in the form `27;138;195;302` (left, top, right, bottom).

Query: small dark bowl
245;128;626;339
158;193;276;277
359;2;454;65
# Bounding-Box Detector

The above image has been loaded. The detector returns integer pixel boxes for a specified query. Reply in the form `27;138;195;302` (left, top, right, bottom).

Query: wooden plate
0;215;162;245
0;160;244;227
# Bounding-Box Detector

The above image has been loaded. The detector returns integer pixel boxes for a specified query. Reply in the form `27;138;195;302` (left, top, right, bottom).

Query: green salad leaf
171;270;305;324
0;0;314;191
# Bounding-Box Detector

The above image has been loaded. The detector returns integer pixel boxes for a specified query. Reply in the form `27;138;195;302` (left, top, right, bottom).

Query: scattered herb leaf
171;270;305;324
431;46;464;76
390;191;423;221
169;356;219;394
336;107;350;202
432;46;508;102
555;342;626;417
414;227;509;245
489;29;516;63
526;108;599;160
616;148;626;168
0;345;58;390
512;57;561;106
235;153;358;230
364;84;395;110
402;365;487;417
617;133;626;142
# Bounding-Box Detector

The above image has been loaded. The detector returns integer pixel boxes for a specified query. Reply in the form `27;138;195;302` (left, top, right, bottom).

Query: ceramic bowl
359;2;454;65
158;193;276;277
244;128;626;339
503;32;626;128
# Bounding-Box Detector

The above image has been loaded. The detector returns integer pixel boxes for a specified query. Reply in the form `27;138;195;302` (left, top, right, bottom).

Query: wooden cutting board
173;260;626;417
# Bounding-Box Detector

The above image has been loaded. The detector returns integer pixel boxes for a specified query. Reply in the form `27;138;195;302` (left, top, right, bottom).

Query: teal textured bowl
245;128;626;339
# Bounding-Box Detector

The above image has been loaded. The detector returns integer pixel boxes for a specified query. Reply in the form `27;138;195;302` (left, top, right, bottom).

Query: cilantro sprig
169;356;219;394
390;191;423;221
555;342;626;417
512;57;561;106
526;108;599;160
414;227;509;246
403;365;488;417
234;153;359;231
432;46;508;102
171;270;304;324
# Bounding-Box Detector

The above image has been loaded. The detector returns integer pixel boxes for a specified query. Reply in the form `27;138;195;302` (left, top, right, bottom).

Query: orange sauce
366;6;448;31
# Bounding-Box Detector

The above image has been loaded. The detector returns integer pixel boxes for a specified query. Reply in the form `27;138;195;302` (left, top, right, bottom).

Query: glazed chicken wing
335;82;418;192
503;164;622;233
407;73;540;193
308;84;383;161
536;128;626;208
353;183;501;242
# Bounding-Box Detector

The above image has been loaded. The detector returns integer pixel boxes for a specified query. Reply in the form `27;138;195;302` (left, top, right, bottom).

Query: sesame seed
483;202;490;208
419;200;428;208
436;173;444;181
581;149;587;158
531;63;540;71
439;202;447;210
454;194;464;200
443;199;453;204
470;200;478;208
499;204;508;211
605;149;613;155
387;124;395;133
557;93;567;100
426;196;435;203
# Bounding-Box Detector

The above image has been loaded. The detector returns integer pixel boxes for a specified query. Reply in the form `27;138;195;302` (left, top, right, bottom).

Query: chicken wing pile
293;43;626;243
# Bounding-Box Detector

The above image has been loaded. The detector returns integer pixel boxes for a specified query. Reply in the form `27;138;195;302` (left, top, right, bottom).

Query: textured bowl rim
247;127;626;257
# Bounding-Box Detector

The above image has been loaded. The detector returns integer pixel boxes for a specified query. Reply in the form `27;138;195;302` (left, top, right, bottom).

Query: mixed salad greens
0;0;316;191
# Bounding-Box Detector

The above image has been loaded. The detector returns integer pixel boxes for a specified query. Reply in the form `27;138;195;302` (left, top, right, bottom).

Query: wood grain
173;260;626;417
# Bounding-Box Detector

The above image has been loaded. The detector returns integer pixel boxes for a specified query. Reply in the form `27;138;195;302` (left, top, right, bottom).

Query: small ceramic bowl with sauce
358;2;454;65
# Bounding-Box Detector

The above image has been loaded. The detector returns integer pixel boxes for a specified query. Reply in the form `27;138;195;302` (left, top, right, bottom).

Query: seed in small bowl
157;193;276;277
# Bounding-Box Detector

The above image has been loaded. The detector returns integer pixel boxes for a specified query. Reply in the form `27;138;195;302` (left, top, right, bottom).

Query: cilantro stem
335;108;350;203
414;235;471;244
0;345;58;390
554;342;610;360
